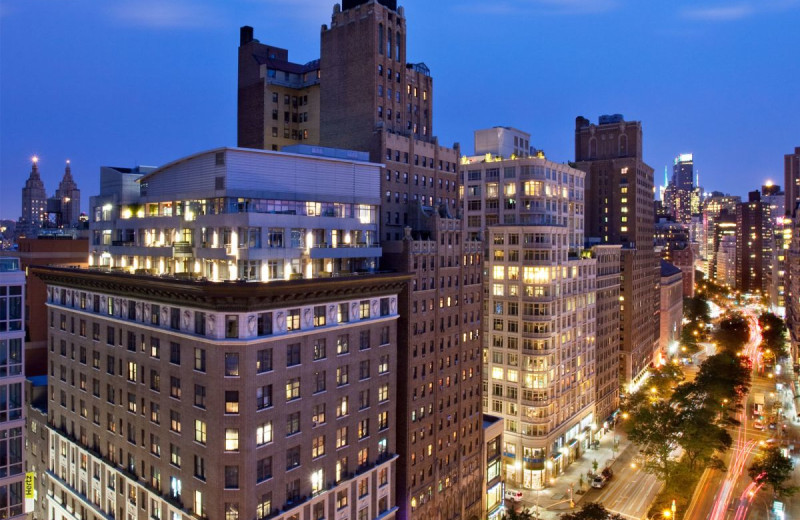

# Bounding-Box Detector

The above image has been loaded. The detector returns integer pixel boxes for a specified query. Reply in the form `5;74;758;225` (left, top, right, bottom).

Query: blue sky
1;0;798;219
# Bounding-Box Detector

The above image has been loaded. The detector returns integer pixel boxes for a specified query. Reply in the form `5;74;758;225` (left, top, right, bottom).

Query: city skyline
1;0;799;219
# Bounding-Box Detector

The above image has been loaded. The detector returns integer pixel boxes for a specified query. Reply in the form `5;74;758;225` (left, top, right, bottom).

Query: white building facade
462;154;597;490
89;147;382;282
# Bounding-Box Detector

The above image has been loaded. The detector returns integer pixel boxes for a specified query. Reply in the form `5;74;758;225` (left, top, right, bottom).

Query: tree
675;404;733;471
501;508;534;520
648;363;685;394
749;446;798;497
714;313;750;353
623;396;682;482
677;352;750;407
680;325;700;355
684;296;711;324
560;503;624;520
759;312;788;359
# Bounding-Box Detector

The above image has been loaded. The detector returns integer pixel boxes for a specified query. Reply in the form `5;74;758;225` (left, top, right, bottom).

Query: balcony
309;243;381;260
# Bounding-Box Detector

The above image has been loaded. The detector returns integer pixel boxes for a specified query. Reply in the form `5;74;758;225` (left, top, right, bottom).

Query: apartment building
237;27;321;151
35;265;406;520
574;115;659;393
0;258;25;519
238;2;484;518
589;245;621;428
462;151;598;489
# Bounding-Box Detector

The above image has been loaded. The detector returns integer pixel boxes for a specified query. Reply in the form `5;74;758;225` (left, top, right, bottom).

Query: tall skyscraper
0;258;25;519
20;157;47;236
702;193;740;279
736;191;768;293
663;153;695;224
55;160;82;227
574;114;659;392
463;150;599;489
783;147;800;216
673;153;694;190
761;183;786;308
239;3;485;519
783;147;800;362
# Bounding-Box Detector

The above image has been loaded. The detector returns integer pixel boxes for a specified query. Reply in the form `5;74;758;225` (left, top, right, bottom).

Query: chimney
240;26;254;46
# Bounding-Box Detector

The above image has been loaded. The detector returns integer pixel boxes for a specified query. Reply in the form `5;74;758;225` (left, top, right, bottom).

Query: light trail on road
732;479;764;520
708;309;762;520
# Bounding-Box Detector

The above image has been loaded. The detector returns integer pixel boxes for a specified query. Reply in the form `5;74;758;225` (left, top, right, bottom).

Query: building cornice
31;266;410;312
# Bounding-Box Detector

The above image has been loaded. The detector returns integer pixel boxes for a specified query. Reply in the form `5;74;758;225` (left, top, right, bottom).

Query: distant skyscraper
20;157;47;235
55;160;81;227
673;153;694;190
666;153;694;224
736;191;769;293
784;147;800;217
574;114;659;392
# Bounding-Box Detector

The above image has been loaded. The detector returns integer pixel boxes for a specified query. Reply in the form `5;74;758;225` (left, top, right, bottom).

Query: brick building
0;235;88;376
574;114;659;393
238;2;484;519
36;266;406;520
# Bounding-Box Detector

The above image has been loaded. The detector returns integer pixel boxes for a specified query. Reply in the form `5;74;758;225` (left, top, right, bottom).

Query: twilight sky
1;0;798;220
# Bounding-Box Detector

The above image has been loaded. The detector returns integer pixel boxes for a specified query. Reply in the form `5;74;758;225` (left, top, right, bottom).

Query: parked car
591;467;614;489
754;419;764;430
591;475;607;489
505;489;524;502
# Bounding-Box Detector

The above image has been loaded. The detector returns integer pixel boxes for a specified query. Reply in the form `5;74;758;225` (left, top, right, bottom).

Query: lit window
225;428;239;451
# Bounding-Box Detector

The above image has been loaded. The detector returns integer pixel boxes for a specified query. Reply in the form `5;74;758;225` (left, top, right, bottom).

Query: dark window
257;348;272;373
257;312;273;335
286;343;301;367
257;457;272;482
286;446;301;470
224;466;239;489
170;308;180;330
225;353;240;376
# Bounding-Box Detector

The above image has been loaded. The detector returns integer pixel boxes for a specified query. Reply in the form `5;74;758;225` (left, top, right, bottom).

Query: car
754;420;764;430
769;421;777;430
591;467;614;489
505;489;524;502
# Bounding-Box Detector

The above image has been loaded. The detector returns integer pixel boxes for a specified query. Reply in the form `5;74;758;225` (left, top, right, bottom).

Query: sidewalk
522;425;634;519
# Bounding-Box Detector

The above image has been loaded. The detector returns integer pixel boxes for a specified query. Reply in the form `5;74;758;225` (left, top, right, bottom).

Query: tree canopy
759;312;788;359
749;445;797;497
560;503;624;520
714;313;750;353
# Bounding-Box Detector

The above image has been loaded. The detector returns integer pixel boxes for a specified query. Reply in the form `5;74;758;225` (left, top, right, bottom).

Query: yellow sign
25;472;35;499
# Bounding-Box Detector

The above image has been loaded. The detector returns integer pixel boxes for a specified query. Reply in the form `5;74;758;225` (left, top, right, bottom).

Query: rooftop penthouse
89;146;383;282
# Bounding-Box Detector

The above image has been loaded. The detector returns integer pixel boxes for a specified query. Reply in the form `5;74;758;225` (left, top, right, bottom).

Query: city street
683;308;800;520
508;427;666;519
